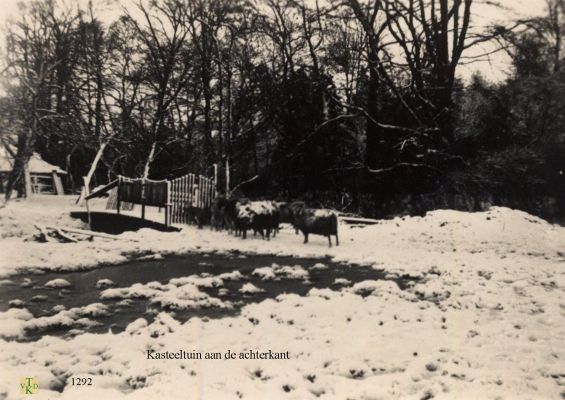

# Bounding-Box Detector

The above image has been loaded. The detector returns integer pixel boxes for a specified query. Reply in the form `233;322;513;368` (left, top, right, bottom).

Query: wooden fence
169;173;215;224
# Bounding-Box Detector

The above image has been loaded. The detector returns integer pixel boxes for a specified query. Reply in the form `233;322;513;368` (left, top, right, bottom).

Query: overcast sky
0;0;548;82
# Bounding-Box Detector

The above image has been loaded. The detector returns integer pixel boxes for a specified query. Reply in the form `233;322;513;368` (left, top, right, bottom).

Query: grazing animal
250;201;279;239
288;201;306;215
278;201;306;234
277;202;292;224
234;201;253;238
231;200;280;240
184;206;211;228
210;197;225;230
292;208;339;247
211;197;233;231
223;198;248;233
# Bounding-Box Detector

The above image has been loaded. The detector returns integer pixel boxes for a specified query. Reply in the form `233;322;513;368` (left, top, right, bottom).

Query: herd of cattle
190;198;339;247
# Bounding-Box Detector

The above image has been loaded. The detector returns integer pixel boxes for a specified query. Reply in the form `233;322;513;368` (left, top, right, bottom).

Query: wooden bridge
85;173;216;226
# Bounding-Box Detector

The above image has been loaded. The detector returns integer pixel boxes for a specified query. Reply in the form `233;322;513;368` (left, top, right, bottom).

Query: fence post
210;179;216;207
169;178;177;224
198;175;202;208
213;173;217;201
83;176;92;228
188;175;192;220
116;176;121;215
141;179;146;220
181;175;190;224
213;163;218;198
210;178;214;205
205;178;209;207
189;174;193;208
165;180;171;226
225;158;230;195
207;178;212;206
202;175;205;208
174;178;178;224
207;177;210;207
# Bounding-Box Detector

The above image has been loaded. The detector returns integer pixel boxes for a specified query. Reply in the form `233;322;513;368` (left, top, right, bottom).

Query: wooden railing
118;176;169;207
85;174;216;226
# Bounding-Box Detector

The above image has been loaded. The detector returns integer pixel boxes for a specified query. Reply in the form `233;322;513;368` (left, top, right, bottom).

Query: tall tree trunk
201;24;214;168
76;140;109;204
5;127;36;201
226;66;233;193
65;145;77;192
142;84;166;179
218;60;224;166
23;162;32;198
142;141;157;179
365;48;382;170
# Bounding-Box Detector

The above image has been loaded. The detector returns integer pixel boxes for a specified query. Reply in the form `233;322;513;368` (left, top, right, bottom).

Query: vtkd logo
20;377;39;395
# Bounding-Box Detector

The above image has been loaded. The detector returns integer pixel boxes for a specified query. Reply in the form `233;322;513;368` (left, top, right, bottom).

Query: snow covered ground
0;196;564;399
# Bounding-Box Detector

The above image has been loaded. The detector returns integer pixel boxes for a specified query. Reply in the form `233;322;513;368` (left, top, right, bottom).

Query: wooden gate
169;173;216;224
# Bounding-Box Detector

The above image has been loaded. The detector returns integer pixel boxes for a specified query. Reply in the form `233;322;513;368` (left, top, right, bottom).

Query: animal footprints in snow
349;369;365;379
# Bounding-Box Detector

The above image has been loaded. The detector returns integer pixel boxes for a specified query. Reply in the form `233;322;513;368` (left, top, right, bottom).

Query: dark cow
235;200;279;240
233;199;254;238
278;201;306;234
218;197;249;234
292;208;339;247
211;197;231;231
250;201;279;239
184;206;211;228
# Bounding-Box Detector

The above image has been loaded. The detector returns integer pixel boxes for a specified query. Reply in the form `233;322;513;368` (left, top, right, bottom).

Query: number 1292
70;377;92;386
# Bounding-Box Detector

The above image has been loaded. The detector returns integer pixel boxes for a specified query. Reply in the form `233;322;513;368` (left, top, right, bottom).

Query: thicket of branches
1;0;564;219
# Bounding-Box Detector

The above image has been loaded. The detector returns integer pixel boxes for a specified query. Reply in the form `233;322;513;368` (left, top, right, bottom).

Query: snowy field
0;196;564;399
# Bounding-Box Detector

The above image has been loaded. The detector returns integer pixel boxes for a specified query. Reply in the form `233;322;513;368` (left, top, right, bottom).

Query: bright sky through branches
0;0;547;82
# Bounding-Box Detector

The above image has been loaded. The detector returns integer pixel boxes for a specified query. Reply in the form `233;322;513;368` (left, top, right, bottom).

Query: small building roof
0;146;67;174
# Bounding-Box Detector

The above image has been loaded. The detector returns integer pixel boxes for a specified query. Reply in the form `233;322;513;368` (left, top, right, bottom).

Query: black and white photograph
0;0;564;398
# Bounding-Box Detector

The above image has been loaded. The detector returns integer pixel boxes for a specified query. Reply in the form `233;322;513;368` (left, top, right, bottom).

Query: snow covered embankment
0;200;564;399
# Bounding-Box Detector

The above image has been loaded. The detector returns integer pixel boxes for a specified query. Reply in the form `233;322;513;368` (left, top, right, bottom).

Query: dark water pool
0;252;415;341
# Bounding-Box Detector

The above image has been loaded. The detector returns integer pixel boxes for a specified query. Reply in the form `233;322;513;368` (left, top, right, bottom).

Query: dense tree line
1;0;564;219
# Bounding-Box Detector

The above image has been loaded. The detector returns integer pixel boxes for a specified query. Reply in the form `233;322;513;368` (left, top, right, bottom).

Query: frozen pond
0;252;416;341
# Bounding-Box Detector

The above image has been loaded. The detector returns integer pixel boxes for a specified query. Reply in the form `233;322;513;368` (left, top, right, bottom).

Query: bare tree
123;0;191;178
2;0;78;200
